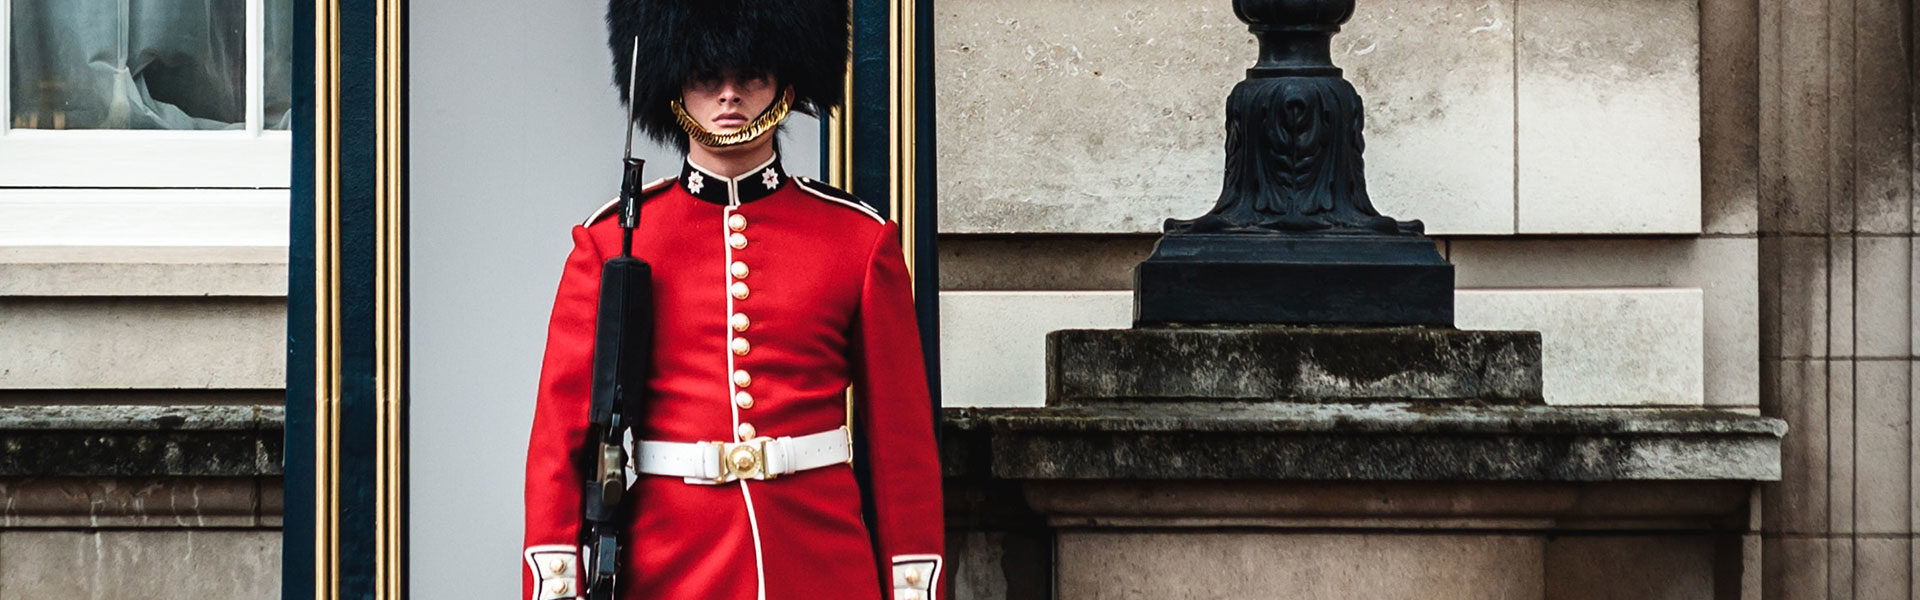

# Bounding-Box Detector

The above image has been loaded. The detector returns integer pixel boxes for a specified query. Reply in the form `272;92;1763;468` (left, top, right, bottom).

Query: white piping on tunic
722;201;768;600
688;154;780;206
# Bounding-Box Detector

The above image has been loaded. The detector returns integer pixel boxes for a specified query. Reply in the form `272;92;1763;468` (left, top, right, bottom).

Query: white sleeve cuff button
524;545;580;600
891;554;942;600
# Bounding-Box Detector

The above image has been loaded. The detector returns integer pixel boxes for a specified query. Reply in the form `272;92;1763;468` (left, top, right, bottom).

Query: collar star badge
687;171;705;194
761;168;780;190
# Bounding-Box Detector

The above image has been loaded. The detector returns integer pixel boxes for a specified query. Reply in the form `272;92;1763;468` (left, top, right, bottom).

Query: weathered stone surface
941;292;1133;408
1448;238;1758;408
949;403;1784;482
0;246;287;297
1021;480;1755;529
0;530;280;599
0;297;285;389
1544;536;1717;600
0;477;276;528
1456;288;1705;406
1049;326;1542;404
1515;0;1701;233
1056;531;1545;599
0;405;283;477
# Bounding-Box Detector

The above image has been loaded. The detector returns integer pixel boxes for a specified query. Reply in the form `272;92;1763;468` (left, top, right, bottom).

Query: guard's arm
523;225;604;600
850;222;946;600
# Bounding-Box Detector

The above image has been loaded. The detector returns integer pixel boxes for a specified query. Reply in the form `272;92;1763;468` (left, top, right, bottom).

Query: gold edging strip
313;0;341;598
889;0;918;288
373;0;405;598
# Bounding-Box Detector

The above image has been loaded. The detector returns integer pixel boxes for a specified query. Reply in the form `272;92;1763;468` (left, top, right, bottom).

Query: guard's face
681;72;780;135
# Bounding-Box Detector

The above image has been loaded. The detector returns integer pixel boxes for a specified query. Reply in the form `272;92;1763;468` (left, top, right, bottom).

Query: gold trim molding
312;1;340;599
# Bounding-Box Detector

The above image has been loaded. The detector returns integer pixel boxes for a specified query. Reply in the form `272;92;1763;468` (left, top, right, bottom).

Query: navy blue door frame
284;1;938;597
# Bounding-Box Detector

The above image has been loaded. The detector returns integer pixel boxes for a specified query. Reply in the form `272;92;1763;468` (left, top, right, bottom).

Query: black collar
680;154;787;206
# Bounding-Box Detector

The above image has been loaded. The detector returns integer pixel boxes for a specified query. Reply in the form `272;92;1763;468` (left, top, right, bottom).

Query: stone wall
929;0;1917;597
1754;0;1919;592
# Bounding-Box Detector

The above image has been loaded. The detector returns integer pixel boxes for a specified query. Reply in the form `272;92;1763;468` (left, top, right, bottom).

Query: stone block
940;292;1131;408
1828;536;1855;599
934;0;1245;234
1770;236;1833;359
1515;0;1701;234
1698;0;1759;235
0;246;287;297
935;0;1525;236
1340;0;1516;235
936;236;1155;291
1761;360;1829;534
1049;326;1542;404
1854;359;1912;534
1850;0;1914;235
1544;535;1715;600
1855;236;1913;358
1856;537;1912;597
1829;360;1856;535
1055;531;1544;599
1830;236;1858;357
0;297;284;389
1455;288;1704;406
1447;238;1757;407
1760;537;1828;599
0;530;279;600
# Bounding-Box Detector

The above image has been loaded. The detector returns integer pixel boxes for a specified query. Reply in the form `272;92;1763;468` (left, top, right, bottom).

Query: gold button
904;567;923;585
729;313;750;332
728;233;748;249
734;391;755;409
736;422;757;440
730;281;750;300
548;580;570;596
730;261;750;279
732;369;752;388
730;337;751;356
546;558;567;575
728;213;748;232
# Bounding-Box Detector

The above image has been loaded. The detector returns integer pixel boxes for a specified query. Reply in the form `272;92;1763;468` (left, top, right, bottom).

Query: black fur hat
607;0;850;148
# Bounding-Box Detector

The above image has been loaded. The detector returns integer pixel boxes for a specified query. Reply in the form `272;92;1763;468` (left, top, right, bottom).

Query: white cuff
890;554;943;600
524;544;581;600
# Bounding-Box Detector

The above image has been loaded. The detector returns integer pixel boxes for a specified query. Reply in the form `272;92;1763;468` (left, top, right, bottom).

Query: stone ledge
0;246;287;297
0;405;284;477
948;404;1783;482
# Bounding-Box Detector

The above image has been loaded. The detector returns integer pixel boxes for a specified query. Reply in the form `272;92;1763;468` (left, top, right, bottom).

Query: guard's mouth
712;112;749;129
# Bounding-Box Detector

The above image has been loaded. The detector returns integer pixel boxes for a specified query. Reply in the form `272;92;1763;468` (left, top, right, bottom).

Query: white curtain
9;0;257;130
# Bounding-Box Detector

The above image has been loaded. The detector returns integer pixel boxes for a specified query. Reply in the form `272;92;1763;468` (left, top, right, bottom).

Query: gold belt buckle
718;437;772;482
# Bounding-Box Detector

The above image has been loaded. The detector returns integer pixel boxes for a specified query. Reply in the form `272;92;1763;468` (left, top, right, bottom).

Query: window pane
10;0;247;130
263;0;290;129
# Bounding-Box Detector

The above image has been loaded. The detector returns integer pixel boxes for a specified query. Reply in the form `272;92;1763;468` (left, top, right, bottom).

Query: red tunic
523;155;944;600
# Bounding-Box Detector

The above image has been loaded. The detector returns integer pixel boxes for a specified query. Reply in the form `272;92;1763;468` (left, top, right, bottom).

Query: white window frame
0;0;291;189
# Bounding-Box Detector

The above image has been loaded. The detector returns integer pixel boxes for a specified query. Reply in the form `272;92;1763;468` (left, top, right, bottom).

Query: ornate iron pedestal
1134;0;1452;326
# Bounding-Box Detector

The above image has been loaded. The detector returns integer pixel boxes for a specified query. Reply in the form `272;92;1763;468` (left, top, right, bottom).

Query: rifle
582;37;652;600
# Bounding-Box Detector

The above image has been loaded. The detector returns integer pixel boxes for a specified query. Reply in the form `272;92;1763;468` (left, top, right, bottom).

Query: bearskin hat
607;0;850;148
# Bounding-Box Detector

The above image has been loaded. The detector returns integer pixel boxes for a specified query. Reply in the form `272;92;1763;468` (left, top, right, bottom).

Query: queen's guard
522;2;945;599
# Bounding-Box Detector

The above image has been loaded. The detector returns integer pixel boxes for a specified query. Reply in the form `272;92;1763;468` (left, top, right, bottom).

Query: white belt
632;427;852;485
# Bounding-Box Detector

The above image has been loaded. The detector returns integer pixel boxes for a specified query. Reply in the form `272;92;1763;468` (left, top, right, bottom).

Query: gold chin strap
670;88;795;148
